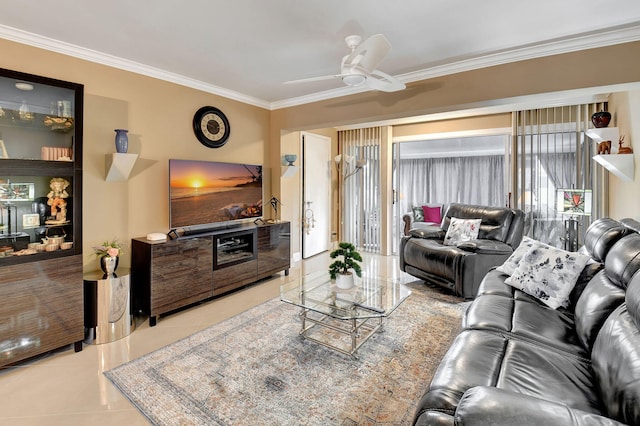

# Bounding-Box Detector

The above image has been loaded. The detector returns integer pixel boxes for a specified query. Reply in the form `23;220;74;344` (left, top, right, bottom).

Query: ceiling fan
284;34;406;93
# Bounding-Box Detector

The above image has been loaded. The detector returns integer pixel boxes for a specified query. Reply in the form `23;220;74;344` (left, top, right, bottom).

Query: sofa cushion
444;217;481;246
574;270;626;351
408;226;445;239
621;217;640;234
422;205;442;223
496;236;546;276
566;260;604;308
583;217;632;263
464;292;588;358
603;233;640;289
403;238;472;282
456;239;513;255
443;204;516;243
416;329;602;421
412;205;425;222
454;387;623;426
506;245;590;309
591;274;640;425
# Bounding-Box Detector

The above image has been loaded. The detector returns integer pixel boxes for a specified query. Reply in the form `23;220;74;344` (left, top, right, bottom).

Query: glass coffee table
280;271;411;358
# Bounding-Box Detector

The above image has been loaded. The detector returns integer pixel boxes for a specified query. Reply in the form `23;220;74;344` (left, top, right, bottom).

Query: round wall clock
192;106;231;148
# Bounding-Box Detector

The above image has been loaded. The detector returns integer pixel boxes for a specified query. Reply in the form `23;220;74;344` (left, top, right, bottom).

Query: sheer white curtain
398;155;505;219
338;127;382;253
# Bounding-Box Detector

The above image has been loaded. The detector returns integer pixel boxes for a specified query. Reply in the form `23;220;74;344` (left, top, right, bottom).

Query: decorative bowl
43;236;65;245
591;111;611;128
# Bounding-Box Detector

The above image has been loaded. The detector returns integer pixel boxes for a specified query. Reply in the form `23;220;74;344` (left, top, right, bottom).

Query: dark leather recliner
400;203;525;299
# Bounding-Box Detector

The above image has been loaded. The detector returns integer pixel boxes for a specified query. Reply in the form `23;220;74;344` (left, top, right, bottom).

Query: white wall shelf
593;154;634;182
587;127;635;182
586;127;620;153
105;153;138;181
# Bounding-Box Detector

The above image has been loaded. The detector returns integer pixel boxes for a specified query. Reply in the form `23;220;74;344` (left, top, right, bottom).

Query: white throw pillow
496;236;547;276
443;217;481;246
505;244;591;309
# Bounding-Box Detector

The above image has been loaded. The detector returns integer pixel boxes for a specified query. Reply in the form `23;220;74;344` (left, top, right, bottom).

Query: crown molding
0;24;271;110
1;21;639;111
397;21;640;85
270;85;371;110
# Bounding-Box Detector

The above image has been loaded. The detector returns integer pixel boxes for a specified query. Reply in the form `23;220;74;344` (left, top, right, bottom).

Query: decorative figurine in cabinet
0;67;84;366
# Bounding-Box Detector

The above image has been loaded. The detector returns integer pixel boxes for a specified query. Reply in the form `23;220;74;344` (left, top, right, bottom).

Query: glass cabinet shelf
0;67;83;266
0;76;76;162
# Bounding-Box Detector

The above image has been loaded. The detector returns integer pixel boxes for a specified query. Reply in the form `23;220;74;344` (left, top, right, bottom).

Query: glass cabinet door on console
0;68;84;366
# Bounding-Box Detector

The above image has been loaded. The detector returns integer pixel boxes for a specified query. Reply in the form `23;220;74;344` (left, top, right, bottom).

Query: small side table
83;268;134;344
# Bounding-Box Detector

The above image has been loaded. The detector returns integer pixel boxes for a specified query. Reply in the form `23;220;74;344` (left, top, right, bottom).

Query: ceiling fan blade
344;34;391;74
282;74;341;85
366;70;406;92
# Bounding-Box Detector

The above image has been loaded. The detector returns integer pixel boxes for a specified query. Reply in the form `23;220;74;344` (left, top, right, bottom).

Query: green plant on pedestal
329;242;363;280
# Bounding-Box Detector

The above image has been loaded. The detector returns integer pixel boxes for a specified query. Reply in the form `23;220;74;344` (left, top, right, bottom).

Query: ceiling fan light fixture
342;74;366;87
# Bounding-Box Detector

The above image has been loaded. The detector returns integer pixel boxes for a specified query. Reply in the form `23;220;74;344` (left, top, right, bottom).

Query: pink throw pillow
422;205;441;223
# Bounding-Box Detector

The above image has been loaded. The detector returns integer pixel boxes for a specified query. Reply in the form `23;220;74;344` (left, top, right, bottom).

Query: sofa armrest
402;213;414;236
455;386;625;426
455;239;513;255
408;226;445;240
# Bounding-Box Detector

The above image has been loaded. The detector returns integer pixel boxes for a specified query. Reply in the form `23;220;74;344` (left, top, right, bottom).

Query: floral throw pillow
496;236;547;276
443;217;481;246
505;245;591;309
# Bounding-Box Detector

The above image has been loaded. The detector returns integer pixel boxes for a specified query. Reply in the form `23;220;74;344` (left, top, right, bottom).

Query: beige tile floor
0;252;409;425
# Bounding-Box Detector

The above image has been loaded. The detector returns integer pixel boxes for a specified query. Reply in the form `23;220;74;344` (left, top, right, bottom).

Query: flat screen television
169;159;263;230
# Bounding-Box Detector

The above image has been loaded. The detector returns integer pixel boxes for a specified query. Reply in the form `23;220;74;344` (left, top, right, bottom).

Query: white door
302;132;331;258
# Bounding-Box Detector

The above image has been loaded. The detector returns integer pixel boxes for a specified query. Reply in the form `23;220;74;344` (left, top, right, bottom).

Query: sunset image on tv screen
169;159;262;228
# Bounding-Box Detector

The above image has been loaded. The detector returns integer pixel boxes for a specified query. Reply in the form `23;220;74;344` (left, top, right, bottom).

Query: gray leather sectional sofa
413;217;640;425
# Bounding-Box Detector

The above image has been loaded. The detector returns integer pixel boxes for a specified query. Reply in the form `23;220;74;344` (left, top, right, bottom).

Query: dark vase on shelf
591;111;611;128
100;255;119;275
114;129;129;153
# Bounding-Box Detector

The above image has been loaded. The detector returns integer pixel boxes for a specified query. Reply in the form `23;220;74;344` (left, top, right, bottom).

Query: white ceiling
1;1;640;110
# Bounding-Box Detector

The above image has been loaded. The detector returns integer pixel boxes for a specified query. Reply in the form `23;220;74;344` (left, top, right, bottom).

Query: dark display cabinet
0;68;84;366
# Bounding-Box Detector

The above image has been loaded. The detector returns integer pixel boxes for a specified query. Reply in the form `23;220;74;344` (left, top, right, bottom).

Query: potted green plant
329;242;363;289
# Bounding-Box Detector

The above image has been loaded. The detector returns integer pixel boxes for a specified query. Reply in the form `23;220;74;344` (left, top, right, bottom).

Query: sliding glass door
392;134;509;254
512;104;606;248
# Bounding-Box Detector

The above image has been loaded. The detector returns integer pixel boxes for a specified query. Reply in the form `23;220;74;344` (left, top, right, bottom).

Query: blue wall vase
114;129;129;153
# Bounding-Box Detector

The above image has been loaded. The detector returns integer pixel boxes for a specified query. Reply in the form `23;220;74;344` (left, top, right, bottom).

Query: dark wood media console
131;221;290;326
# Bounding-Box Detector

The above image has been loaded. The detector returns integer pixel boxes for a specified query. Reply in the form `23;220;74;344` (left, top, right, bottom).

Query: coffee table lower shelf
298;308;384;359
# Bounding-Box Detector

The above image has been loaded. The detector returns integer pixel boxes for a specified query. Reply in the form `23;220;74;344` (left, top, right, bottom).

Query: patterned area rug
105;281;465;425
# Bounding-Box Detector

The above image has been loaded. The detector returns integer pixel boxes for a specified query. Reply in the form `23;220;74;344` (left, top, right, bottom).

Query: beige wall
608;90;640;220
0;38;270;270
393;114;511;138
